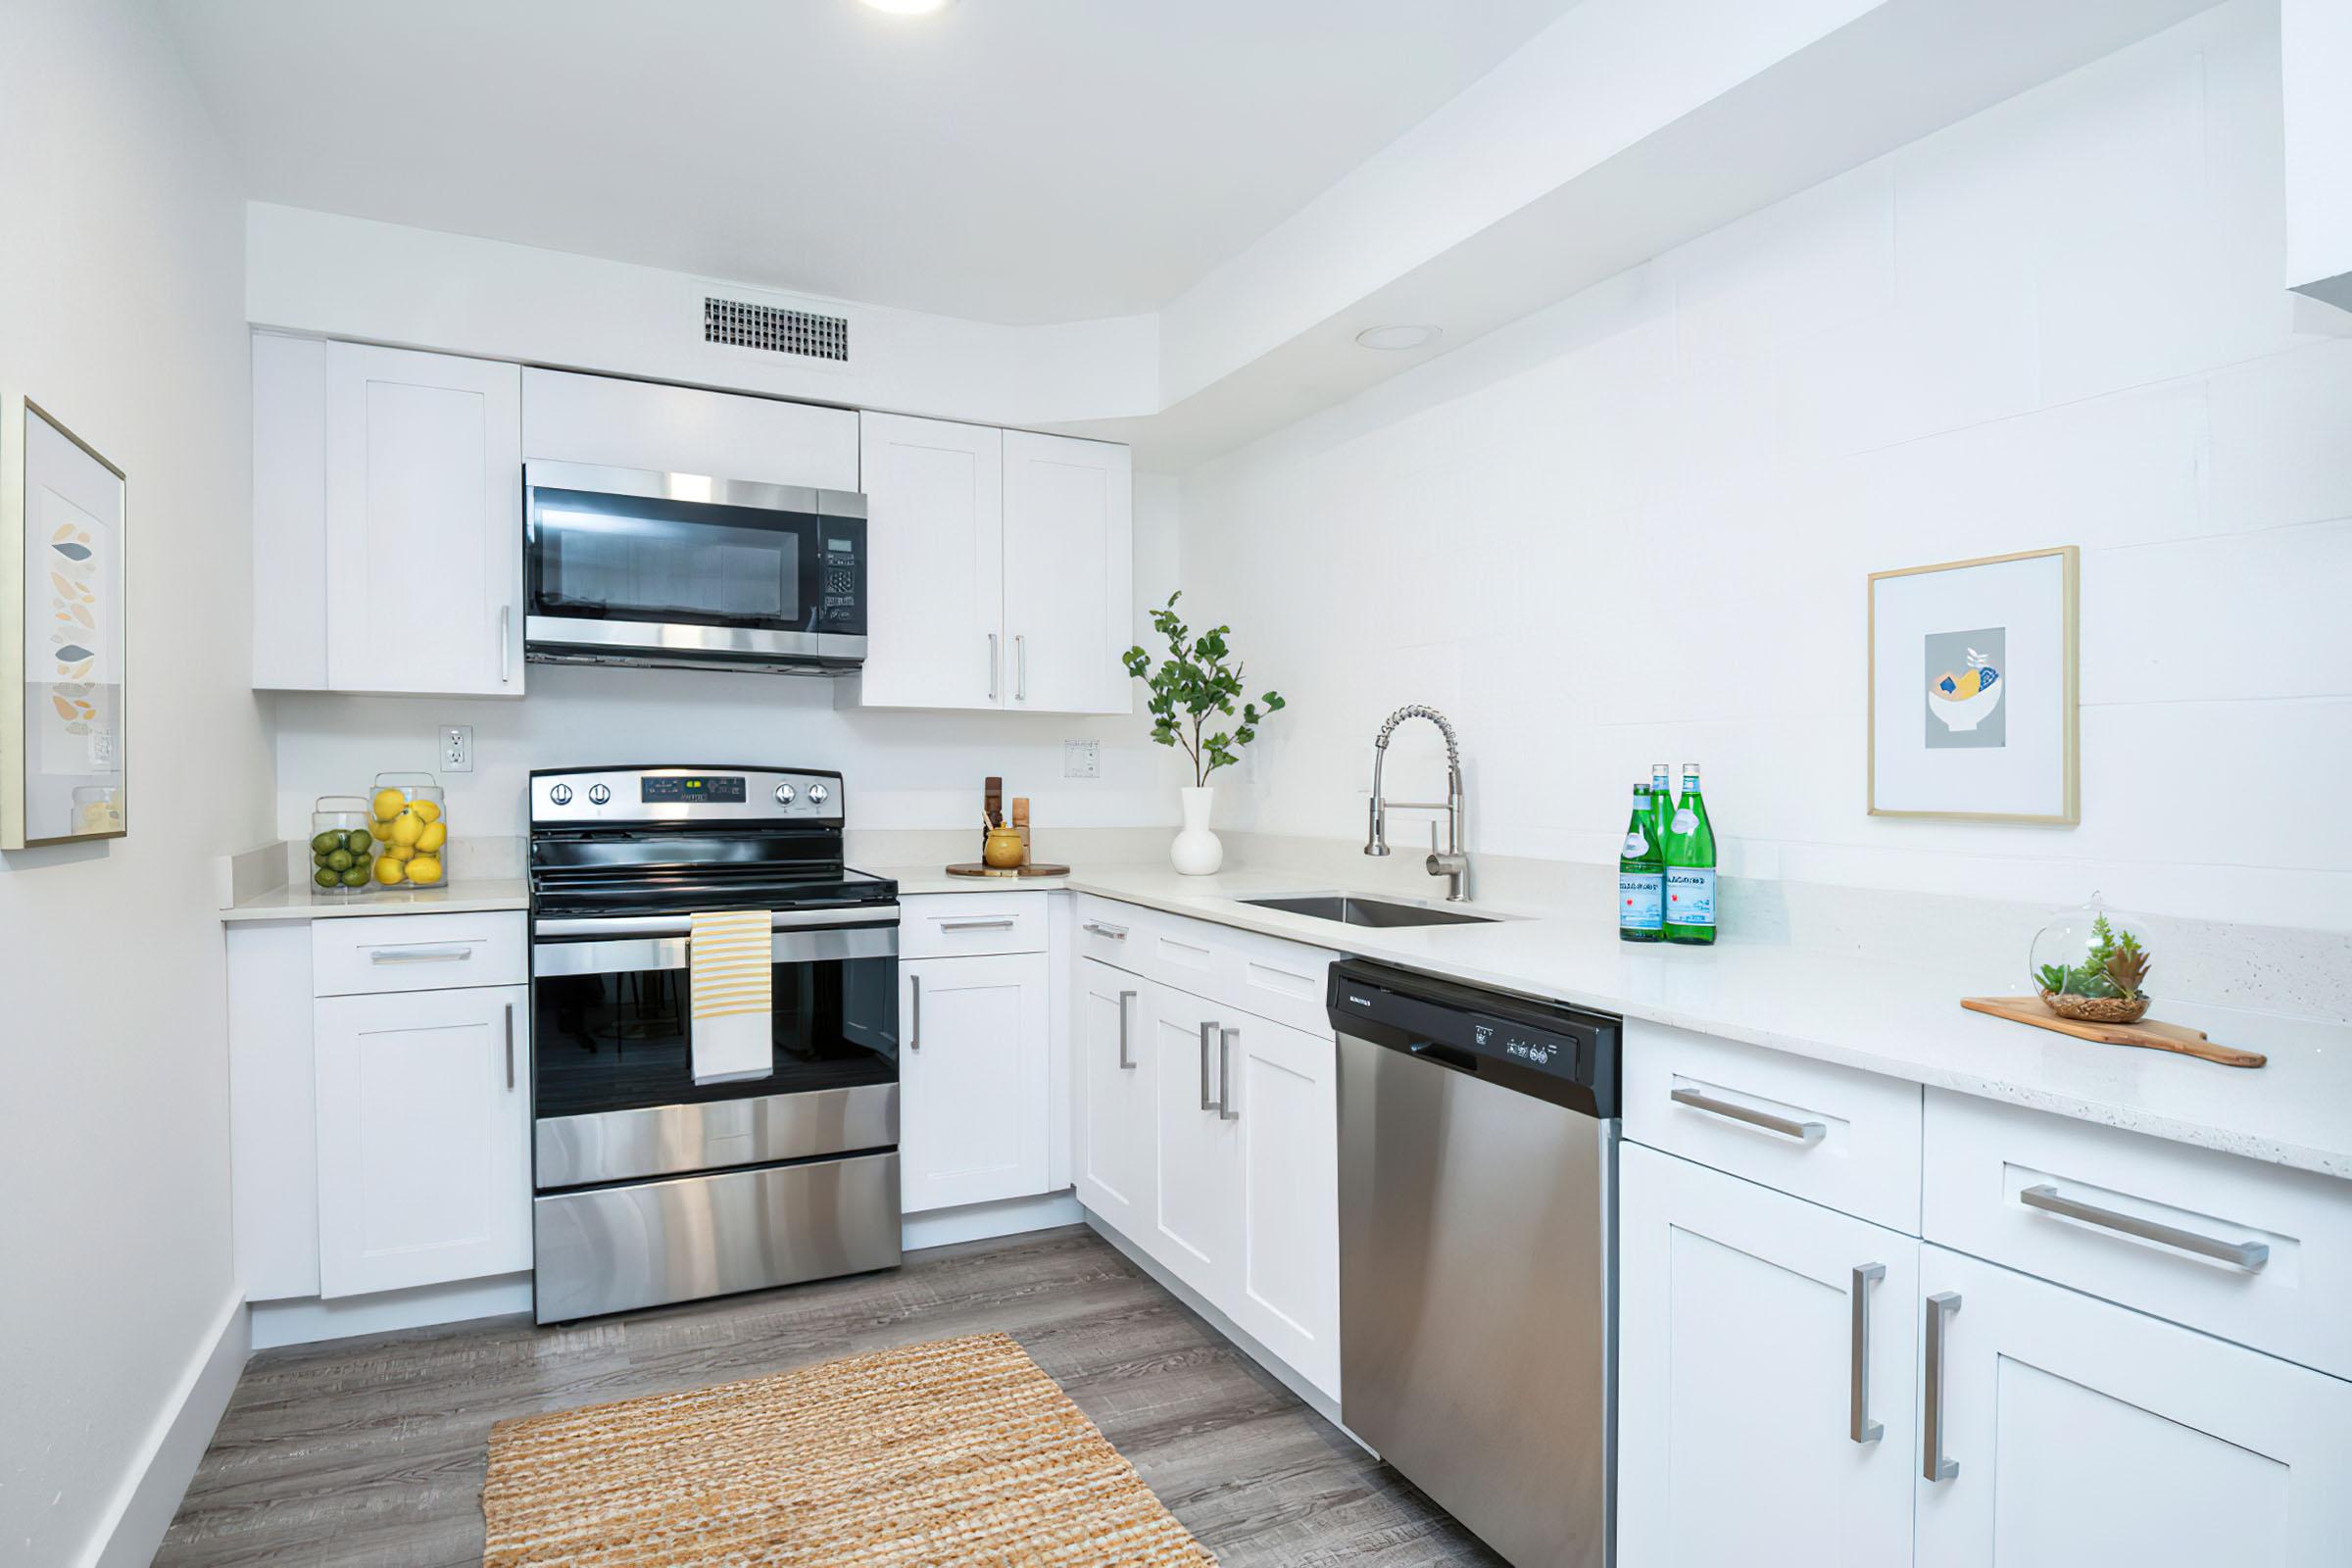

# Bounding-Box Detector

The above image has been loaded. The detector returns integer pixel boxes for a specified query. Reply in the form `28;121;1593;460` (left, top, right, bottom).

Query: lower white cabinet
1915;1243;2352;1567
1619;1143;1920;1568
1076;957;1152;1236
313;985;530;1298
1227;1004;1340;1391
900;953;1050;1213
1148;982;1242;1298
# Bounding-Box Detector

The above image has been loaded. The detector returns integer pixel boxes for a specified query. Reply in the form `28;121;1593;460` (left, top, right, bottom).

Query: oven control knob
587;783;612;806
807;783;829;805
773;784;797;806
548;783;573;807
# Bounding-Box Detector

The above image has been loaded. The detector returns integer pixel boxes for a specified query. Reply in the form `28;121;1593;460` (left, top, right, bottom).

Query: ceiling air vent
703;296;851;363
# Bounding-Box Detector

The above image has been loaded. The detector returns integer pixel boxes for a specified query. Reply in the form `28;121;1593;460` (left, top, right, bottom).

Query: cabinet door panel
1149;983;1240;1298
315;986;529;1298
1619;1143;1919;1568
900;954;1048;1212
1076;958;1151;1236
1002;430;1130;714
1916;1244;2352;1568
323;342;522;696
1233;1014;1339;1396
857;413;1003;710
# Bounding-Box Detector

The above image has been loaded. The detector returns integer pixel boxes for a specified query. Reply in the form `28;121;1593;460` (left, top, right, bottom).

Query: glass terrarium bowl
2028;893;2153;1025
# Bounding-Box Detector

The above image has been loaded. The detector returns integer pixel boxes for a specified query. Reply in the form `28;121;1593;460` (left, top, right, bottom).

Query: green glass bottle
1618;782;1663;942
1663;761;1717;945
1649;761;1674;858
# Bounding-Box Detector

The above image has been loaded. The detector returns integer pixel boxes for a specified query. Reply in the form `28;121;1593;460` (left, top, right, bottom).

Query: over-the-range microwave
523;460;867;674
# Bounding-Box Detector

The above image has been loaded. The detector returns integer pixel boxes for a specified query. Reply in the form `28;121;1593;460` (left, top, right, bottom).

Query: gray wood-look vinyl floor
157;1224;1502;1566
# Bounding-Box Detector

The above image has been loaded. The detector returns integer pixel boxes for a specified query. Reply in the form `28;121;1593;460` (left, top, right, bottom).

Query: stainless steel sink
1240;893;1498;928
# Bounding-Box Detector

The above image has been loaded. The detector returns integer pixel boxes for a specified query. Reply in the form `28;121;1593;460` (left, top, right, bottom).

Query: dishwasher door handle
1406;1040;1481;1074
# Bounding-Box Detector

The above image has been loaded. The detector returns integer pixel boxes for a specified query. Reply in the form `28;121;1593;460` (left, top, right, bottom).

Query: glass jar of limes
309;796;377;893
367;771;451;889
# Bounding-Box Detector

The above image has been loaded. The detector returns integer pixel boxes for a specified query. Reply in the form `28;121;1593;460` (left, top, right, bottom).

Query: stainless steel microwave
523;460;867;674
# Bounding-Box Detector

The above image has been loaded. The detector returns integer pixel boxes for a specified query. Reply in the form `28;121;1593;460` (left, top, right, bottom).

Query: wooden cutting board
944;861;1071;878
1960;997;2265;1068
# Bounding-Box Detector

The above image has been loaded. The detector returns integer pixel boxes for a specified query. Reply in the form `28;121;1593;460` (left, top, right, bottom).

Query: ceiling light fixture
1354;324;1442;352
859;0;956;14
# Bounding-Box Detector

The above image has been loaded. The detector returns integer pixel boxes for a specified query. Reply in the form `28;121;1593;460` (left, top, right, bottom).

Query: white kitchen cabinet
900;953;1051;1213
1915;1243;2352;1567
321;341;523;696
1618;1142;1920;1568
521;368;858;489
2284;0;2352;311
313;984;530;1298
1148;981;1242;1299
850;416;1130;713
1002;430;1131;713
1226;1008;1340;1394
856;412;1004;709
1076;956;1152;1237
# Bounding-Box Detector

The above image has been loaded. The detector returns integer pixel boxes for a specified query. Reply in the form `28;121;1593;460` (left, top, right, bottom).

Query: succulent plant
2036;912;2152;1002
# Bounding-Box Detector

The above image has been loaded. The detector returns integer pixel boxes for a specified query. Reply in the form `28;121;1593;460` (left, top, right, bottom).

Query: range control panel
530;766;843;826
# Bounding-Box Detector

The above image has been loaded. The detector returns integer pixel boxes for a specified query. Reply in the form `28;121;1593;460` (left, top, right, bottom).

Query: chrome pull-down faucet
1364;704;1471;903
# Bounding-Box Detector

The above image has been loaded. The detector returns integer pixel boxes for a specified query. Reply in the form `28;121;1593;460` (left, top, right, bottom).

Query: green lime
344;828;372;854
314;867;338;888
339;865;369;888
326;848;355;871
311;831;341;854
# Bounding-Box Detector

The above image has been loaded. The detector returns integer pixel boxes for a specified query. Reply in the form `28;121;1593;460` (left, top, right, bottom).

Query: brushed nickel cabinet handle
1117;990;1137;1070
1923;1291;1961;1482
1082;920;1129;940
1015;633;1027;702
1850;1262;1885;1445
908;974;922;1052
988;632;999;702
504;1002;515;1090
1670;1085;1825;1145
2018;1183;2269;1270
939;917;1017;932
1218;1026;1240;1121
501;605;512;683
1199;1021;1217;1110
368;946;474;964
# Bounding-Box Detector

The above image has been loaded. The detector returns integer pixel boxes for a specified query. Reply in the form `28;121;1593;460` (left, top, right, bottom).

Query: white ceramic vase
1171;785;1224;875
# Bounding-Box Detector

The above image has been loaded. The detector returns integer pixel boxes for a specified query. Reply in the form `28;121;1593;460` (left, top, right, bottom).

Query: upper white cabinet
520;368;858;489
2284;0;2352;311
253;334;524;696
852;414;1131;713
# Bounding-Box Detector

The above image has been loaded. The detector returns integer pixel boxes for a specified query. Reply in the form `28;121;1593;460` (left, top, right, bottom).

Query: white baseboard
1082;1209;1354;1436
904;1190;1082;1251
249;1271;534;1350
83;1291;248;1568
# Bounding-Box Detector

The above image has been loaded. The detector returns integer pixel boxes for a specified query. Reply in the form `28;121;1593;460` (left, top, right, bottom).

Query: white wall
0;2;270;1563
1184;0;2352;933
270;475;1185;842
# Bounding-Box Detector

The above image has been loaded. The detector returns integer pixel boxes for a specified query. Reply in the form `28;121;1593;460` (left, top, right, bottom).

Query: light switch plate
1063;739;1101;779
441;724;474;773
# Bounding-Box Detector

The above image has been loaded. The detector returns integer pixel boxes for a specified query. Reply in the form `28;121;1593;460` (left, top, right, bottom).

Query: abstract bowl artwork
1929;662;2002;732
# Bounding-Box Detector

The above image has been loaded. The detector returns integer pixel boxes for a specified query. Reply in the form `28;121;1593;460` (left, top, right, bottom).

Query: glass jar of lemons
366;771;451;889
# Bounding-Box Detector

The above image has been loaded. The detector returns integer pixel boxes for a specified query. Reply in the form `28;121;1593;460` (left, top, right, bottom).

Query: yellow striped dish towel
689;909;773;1085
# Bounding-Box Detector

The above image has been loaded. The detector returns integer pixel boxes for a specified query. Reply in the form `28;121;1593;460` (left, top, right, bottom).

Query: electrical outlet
441;724;474;773
1063;739;1101;780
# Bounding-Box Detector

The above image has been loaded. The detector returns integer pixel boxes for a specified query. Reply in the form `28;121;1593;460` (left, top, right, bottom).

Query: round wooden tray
944;861;1072;878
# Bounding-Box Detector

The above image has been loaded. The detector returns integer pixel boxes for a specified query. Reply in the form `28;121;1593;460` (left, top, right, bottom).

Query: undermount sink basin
1241;893;1497;928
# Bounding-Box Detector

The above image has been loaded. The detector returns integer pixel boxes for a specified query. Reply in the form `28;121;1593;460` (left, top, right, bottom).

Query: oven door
529;906;898;1190
524;460;867;667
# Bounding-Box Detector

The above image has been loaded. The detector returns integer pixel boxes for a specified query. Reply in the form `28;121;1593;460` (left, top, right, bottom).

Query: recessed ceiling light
1354;324;1442;352
859;0;956;14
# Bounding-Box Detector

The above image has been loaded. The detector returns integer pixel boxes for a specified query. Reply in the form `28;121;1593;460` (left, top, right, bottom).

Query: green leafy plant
2036;912;2153;1001
1121;591;1286;788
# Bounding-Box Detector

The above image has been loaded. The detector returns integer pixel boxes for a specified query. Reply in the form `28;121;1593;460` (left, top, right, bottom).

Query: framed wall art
3;392;127;848
1868;546;2078;824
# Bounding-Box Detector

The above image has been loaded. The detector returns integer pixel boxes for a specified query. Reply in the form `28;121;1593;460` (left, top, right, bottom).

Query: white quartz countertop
220;877;531;922
1027;863;2352;1181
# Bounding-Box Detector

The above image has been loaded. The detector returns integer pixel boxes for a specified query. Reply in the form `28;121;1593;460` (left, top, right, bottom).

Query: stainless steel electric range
525;764;902;1324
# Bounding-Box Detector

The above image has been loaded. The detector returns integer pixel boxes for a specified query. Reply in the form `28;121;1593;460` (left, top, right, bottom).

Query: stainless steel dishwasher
1331;958;1621;1568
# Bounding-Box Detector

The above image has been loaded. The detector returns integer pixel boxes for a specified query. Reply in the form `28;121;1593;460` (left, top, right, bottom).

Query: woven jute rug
482;1331;1215;1566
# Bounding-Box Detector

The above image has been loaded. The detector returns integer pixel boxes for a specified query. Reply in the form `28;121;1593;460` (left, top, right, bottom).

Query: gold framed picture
3;392;127;849
1868;546;2079;824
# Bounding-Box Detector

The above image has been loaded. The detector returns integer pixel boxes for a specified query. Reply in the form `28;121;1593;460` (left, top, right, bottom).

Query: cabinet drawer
311;912;527;997
1625;1023;1923;1234
1924;1089;2352;1379
1073;894;1149;973
1078;895;1336;1038
899;893;1047;958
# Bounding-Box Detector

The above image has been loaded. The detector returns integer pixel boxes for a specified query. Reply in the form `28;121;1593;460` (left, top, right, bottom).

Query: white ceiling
160;0;1580;325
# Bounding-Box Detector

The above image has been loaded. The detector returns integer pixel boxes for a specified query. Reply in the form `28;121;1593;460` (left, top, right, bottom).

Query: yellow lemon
407;855;443;885
371;855;406;885
389;810;425;848
416;821;447;853
388;842;416;861
410;800;442;824
368;818;393;842
370;788;406;821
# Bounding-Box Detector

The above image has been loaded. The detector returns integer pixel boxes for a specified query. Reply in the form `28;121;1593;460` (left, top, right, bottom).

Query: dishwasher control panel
1329;958;1621;1115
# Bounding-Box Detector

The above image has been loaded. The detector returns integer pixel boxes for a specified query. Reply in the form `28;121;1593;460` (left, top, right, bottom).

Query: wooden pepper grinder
1011;797;1031;867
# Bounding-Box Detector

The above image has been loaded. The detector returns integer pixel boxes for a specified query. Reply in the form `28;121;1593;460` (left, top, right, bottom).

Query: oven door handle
531;905;899;939
533;923;899;978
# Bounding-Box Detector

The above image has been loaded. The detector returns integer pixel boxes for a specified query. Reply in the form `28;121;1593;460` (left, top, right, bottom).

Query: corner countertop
220;877;531;923
895;860;2351;1181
